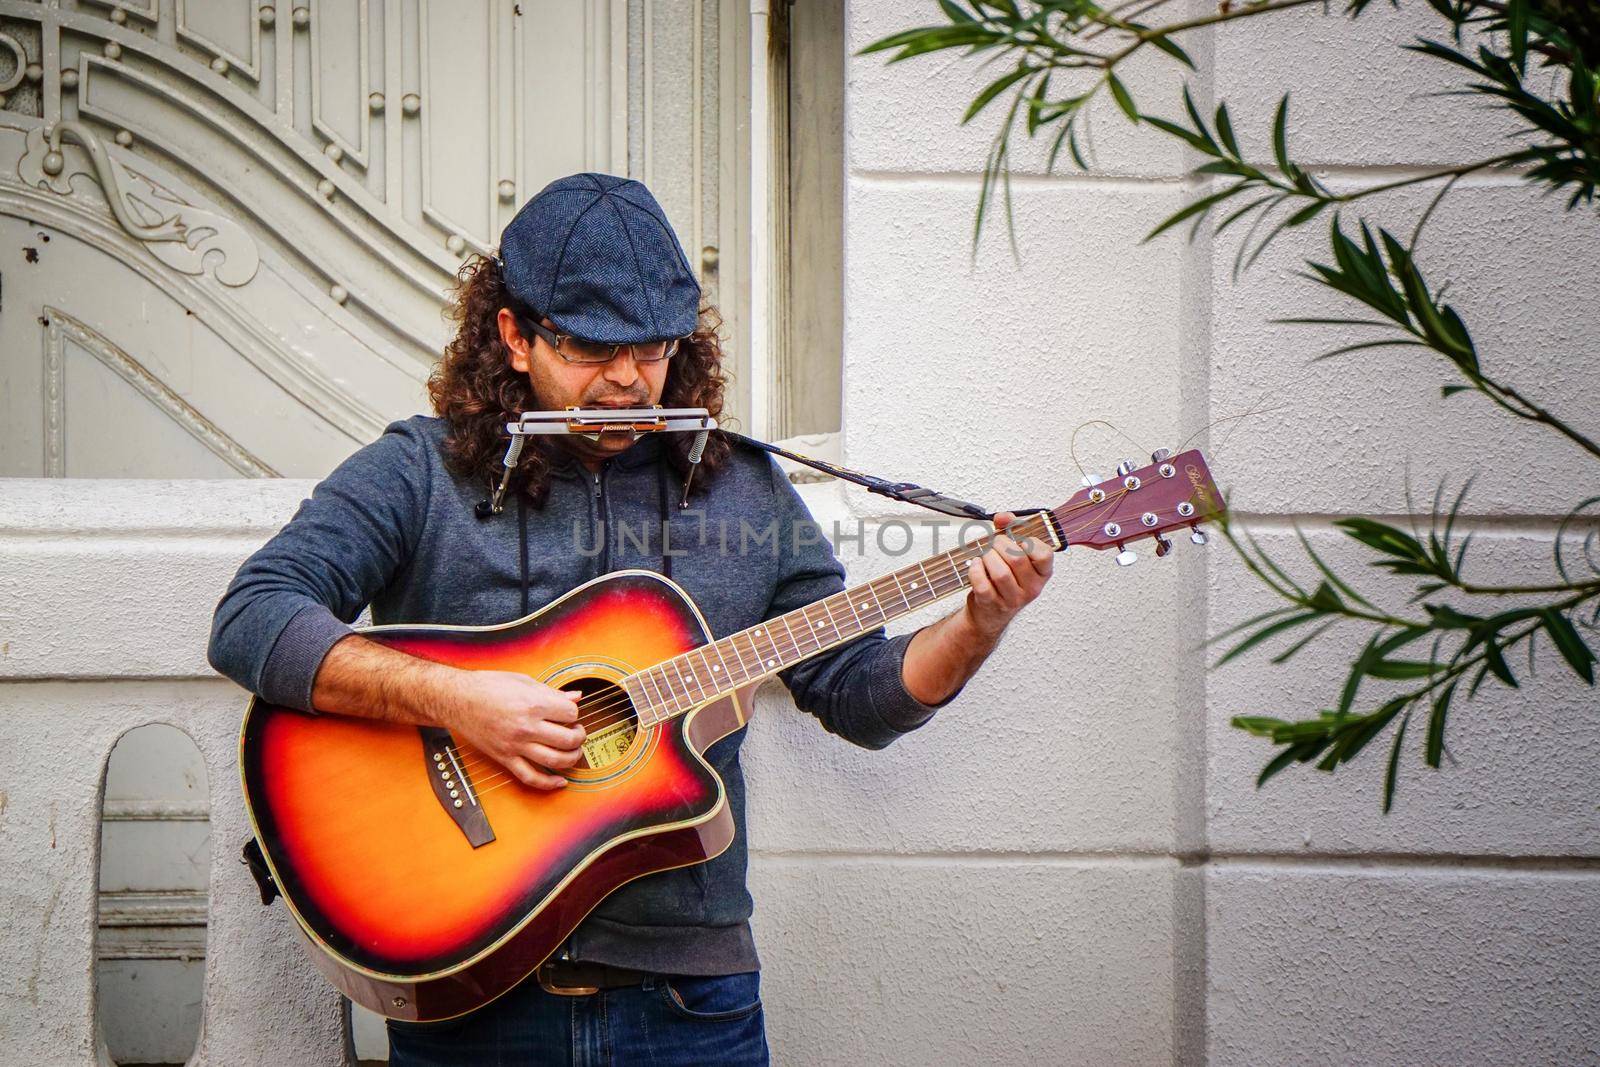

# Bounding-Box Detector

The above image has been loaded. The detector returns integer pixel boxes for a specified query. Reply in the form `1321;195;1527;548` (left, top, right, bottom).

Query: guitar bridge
419;727;495;848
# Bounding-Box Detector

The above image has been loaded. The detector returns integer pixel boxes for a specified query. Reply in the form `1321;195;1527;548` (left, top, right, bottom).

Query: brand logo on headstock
1185;463;1216;513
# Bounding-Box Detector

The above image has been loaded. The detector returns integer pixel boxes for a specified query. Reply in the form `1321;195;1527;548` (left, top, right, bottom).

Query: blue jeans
385;971;769;1066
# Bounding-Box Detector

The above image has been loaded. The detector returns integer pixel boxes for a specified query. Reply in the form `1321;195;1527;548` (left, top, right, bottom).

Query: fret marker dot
754;628;763;636
712;664;721;671
766;659;776;667
910;581;919;588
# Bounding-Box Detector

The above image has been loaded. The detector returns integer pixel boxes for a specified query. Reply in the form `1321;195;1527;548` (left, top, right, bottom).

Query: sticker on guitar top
582;721;637;770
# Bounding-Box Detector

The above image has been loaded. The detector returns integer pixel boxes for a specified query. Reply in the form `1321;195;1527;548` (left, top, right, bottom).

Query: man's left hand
963;511;1055;641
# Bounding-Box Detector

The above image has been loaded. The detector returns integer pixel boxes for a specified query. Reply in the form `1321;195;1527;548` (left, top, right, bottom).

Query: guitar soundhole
569;676;640;771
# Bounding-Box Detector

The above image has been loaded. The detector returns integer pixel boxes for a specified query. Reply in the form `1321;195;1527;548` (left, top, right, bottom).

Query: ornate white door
0;0;741;479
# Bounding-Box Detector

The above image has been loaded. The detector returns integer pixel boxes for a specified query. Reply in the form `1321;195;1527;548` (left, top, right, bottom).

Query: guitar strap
242;838;279;905
716;429;1047;523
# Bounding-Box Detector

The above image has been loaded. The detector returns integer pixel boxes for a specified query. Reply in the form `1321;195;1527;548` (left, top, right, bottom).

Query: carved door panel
0;0;739;478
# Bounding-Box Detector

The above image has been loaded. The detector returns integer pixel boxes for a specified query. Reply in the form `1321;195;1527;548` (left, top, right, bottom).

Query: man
208;172;1053;1065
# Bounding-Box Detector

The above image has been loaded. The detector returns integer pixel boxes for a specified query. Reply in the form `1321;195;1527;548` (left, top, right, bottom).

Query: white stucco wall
832;1;1600;1065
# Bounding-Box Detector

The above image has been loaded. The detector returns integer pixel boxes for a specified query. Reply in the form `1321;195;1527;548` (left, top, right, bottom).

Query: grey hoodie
207;415;956;975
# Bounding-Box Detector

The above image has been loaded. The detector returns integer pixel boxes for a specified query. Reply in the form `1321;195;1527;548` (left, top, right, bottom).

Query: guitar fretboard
625;511;1059;725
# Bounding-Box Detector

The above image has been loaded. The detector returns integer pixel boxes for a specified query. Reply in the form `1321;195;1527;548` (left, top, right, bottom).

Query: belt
535;958;652;996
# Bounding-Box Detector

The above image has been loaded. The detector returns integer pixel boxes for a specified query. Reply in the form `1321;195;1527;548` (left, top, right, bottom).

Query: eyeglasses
514;311;682;365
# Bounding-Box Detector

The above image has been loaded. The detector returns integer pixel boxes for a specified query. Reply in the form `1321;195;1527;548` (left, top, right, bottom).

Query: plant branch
1332;151;1533;202
1108;0;1326;63
1472;373;1600;462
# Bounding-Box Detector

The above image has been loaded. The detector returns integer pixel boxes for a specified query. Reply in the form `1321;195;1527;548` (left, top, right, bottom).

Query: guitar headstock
1051;449;1224;565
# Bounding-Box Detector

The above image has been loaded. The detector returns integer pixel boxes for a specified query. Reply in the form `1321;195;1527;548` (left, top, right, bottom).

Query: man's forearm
900;605;1003;706
310;634;466;728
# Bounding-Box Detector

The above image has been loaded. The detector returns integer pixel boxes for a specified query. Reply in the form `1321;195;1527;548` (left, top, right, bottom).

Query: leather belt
535;958;651;996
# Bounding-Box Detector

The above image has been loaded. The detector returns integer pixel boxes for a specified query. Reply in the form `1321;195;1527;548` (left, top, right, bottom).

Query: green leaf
857;24;1000;60
1107;72;1139;123
1483;641;1519;688
1424;680;1457;768
1306;580;1345;613
937;0;974;21
1323;697;1410;768
1255;745;1306;788
963;65;1034;125
1270;619;1341;664
1194;160;1248;176
1311;338;1430;363
1243;528;1308;599
1541;608;1596;683
1425;604;1481;629
1336;517;1428;563
1274;317;1398;328
1272;95;1291;173
1182;84;1206;136
1208;606;1304;647
1144;188;1240;242
1232;715;1291;736
1367;659;1437;680
1216;194;1279;236
1067;123;1090;170
1025;72;1052;136
1140;113;1216;154
1340;628;1429;713
1148;35;1196;70
1214;612;1321;668
1507;0;1528;72
1339;632;1385;716
1296;526;1375;608
1214;102;1240;157
1441;384;1474;397
1285;200;1327;227
1382;711;1411;813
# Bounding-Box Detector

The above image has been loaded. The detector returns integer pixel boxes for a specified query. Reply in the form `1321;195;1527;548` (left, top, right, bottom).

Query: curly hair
427;254;733;508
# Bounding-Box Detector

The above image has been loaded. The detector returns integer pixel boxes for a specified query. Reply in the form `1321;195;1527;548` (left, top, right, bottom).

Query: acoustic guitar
239;449;1223;1021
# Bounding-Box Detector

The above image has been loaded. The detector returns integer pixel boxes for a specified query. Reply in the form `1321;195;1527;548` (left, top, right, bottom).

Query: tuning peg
1151;447;1172;464
1115;458;1138;477
1190;526;1208;545
1080;472;1106;488
1154;533;1174;557
1115;547;1138;567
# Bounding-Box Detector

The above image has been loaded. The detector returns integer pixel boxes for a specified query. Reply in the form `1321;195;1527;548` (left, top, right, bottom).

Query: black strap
515;462;674;616
655;461;672;581
241;837;279;905
717;428;1022;522
518;492;530;616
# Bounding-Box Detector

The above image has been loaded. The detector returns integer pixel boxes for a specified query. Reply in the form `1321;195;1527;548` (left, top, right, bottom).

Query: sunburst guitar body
241;572;752;1022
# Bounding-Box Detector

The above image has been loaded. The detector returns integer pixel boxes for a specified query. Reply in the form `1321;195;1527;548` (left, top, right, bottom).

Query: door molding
42;306;278;478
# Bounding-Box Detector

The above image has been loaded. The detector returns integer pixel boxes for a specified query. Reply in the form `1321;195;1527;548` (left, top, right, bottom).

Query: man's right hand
443;671;588;790
310;634;589;790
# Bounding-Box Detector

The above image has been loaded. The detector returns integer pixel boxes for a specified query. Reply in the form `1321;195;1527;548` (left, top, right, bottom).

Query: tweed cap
497;172;701;344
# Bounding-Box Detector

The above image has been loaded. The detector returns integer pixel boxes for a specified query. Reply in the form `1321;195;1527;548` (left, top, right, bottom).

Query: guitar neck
626;510;1061;726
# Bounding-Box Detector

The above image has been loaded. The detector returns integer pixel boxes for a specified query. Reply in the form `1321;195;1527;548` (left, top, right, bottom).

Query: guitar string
452;490;1184;795
438;508;1060;777
460;521;1010;800
442;489;1164;789
452;473;1210;787
441;524;1013;787
444;489;1178;787
444;511;1049;796
437;507;1078;783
